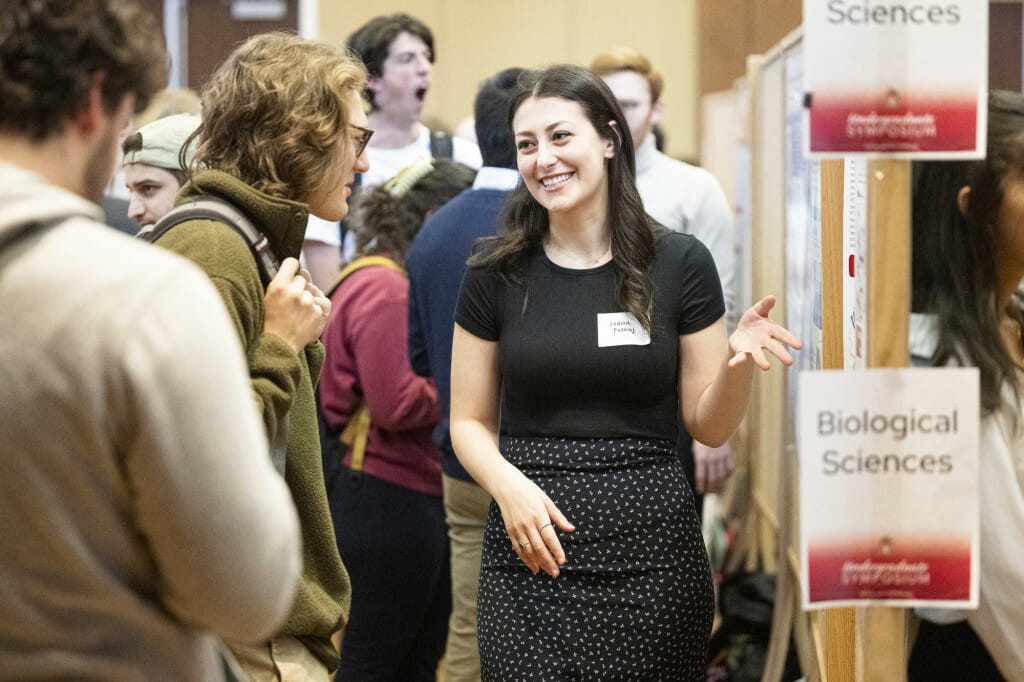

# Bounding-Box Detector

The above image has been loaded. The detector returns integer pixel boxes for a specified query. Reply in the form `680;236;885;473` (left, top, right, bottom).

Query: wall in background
990;1;1023;91
320;1;701;160
699;0;801;95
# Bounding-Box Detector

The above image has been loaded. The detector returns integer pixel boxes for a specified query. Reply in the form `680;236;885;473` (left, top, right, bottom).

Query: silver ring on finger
540;522;555;531
517;540;531;551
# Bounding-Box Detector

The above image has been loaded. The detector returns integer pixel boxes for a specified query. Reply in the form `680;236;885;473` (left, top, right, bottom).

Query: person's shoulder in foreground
0;1;300;679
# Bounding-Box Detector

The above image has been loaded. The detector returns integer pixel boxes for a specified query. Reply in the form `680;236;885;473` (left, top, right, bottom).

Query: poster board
745;29;832;682
747;44;787;576
733;23;926;681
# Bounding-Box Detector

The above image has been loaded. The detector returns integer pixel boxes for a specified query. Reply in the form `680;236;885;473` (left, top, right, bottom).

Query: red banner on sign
809;92;979;153
807;537;972;602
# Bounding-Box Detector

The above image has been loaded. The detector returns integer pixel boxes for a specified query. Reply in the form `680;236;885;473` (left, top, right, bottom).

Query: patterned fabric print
477;437;714;681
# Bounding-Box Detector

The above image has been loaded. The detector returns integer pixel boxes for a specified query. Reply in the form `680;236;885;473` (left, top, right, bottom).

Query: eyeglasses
351;124;374;157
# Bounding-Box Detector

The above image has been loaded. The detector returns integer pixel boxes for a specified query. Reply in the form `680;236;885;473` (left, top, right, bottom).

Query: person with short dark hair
450;65;800;680
345;11;482;184
148;32;371;681
121;113;200;230
0;2;301;679
301;12;482;278
347;13;435;114
405;66;525;682
319;158;476;680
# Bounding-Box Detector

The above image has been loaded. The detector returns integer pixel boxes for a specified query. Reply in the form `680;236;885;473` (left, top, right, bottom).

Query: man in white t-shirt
302;12;481;287
592;47;737;508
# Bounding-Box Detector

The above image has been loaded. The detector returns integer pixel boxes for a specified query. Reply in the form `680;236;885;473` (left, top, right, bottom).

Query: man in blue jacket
405;67;525;682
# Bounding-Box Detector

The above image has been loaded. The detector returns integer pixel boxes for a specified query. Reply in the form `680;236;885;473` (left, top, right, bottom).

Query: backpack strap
429;129;453;160
139;196;287;476
326;254;405;298
326;255;406;473
139;196;280;287
339;403;372;473
0;215;81;253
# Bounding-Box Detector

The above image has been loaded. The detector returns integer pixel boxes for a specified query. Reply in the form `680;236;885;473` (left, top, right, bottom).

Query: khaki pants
440;474;491;682
229;636;329;682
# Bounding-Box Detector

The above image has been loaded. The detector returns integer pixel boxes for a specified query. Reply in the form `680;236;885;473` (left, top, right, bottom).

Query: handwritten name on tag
597;312;651;347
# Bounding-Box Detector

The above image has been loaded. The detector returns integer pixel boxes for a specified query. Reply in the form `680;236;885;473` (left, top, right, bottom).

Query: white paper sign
803;0;988;158
800;368;979;609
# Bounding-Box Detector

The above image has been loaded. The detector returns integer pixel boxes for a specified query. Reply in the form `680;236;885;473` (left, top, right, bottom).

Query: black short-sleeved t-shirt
455;230;725;441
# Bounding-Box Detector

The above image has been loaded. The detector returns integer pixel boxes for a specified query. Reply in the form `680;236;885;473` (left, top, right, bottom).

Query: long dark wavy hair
469;65;660;332
912;90;1024;416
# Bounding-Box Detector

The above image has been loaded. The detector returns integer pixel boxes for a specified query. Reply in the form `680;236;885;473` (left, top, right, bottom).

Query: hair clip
384;155;435;198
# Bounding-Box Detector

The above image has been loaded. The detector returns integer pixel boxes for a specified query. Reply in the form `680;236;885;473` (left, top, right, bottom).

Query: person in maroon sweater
319;158;475;681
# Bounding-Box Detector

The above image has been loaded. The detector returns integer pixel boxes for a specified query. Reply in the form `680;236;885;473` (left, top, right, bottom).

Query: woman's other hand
494;471;574;578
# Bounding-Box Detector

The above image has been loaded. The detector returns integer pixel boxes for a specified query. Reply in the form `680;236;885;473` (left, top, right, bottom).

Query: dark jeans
327;468;451;682
908;619;1005;681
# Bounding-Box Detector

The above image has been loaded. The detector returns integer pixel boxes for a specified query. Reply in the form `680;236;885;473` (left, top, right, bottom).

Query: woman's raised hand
728;295;803;370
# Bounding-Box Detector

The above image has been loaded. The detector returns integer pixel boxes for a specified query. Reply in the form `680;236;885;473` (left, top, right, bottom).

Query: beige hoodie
0;161;301;680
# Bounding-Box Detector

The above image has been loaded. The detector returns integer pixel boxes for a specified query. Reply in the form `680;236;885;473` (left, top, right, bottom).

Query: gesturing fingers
750;294;776;317
764;336;795;366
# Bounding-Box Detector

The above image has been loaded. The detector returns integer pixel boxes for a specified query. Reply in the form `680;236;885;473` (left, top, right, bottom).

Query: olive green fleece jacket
154;169;349;672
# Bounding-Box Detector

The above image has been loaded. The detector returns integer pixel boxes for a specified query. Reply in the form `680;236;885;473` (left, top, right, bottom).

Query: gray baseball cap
122;114;201;171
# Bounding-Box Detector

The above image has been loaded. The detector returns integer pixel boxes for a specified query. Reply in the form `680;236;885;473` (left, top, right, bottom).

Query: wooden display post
820;159;856;682
852;160;913;682
817;160;913;681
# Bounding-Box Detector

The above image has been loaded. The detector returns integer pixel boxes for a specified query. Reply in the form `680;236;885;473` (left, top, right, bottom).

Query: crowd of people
7;1;1019;681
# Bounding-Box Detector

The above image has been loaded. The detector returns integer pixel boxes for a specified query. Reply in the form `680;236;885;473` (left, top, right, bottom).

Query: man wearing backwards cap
121;113;201;230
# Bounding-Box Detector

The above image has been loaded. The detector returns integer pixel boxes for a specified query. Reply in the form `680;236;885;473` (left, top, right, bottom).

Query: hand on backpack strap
263;257;331;353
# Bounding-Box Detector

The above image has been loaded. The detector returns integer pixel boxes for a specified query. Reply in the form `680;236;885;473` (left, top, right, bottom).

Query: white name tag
597;312;651;347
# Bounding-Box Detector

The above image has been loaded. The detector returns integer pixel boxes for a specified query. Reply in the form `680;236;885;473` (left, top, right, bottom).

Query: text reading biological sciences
816;408;958;475
827;1;961;25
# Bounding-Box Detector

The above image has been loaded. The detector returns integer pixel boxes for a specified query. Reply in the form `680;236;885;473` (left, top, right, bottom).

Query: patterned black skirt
477;436;714;681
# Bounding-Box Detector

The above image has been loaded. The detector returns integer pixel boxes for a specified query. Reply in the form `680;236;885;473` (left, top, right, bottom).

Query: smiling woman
449;65;801;681
513;96;615;237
